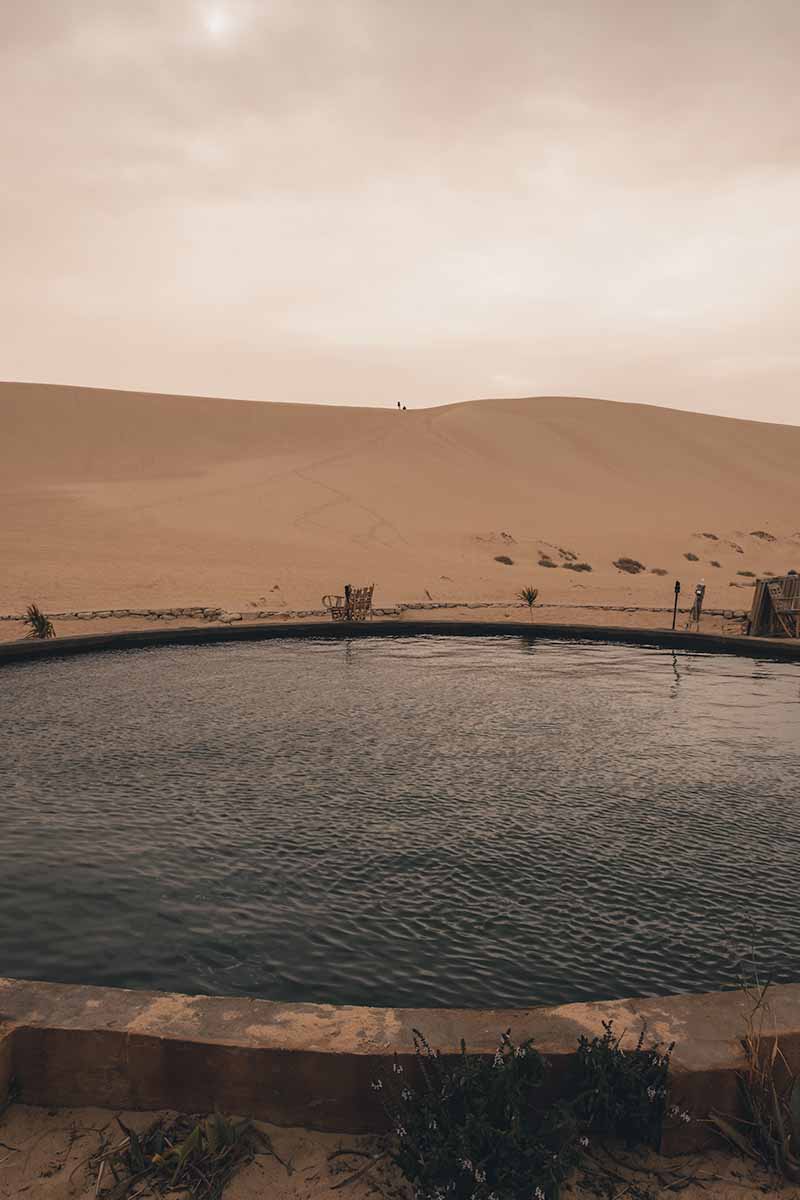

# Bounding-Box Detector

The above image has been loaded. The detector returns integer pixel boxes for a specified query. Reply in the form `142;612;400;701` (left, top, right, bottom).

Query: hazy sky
2;1;799;421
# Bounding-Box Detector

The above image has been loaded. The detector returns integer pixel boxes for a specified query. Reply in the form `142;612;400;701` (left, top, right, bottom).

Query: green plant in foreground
23;602;55;640
376;1021;673;1200
573;1020;673;1148
377;1028;579;1200
518;586;539;620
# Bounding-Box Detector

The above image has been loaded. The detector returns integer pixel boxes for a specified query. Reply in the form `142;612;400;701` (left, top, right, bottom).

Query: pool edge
2;976;800;1153
2;619;799;665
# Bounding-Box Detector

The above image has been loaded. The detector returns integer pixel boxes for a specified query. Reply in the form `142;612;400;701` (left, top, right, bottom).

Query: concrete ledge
2;978;800;1152
1;619;799;667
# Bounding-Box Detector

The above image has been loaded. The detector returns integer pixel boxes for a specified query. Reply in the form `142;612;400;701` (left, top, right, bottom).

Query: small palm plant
23;602;56;639
518;586;539;621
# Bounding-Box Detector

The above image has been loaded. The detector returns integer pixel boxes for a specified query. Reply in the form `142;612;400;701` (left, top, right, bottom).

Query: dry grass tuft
89;1111;279;1199
709;976;800;1182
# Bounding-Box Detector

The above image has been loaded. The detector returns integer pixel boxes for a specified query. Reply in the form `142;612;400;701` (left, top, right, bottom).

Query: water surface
2;635;799;1007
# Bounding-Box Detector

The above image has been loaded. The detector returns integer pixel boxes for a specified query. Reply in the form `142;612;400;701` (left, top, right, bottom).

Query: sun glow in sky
204;8;229;35
1;0;800;423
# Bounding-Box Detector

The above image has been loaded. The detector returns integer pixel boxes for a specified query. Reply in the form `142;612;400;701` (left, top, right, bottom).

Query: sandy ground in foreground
0;1105;399;1200
0;605;750;645
1;1103;796;1200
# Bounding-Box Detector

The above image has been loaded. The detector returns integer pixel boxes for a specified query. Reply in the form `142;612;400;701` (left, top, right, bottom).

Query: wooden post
672;580;680;630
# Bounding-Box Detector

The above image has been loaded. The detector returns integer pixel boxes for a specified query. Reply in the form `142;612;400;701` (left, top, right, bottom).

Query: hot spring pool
2;635;799;1008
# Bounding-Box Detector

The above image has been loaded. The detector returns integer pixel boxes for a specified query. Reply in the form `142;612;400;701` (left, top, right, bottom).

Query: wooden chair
322;584;374;622
767;581;800;638
321;594;348;621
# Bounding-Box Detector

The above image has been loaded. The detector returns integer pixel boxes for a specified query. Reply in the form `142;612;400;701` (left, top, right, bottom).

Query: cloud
1;0;799;422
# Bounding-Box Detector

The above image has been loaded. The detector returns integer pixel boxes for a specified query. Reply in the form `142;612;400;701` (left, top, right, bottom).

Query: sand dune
1;381;798;617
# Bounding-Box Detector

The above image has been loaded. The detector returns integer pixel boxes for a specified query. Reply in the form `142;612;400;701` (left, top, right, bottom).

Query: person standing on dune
687;579;706;628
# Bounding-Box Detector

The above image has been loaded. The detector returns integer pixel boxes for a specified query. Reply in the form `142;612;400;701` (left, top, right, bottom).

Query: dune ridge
2;381;798;616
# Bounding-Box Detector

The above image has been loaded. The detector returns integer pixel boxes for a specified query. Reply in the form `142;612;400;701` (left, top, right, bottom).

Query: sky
2;0;799;422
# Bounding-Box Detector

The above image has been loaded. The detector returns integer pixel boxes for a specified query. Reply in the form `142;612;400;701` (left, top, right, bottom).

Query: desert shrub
494;555;514;566
684;552;700;562
572;1021;673;1148
518;586;539;619
612;557;645;574
558;547;578;561
538;558;558;568
23;603;55;640
737;570;756;577
702;532;719;540
650;568;668;576
750;531;776;542
710;560;721;568
378;1029;579;1200
562;562;592;572
377;1023;674;1200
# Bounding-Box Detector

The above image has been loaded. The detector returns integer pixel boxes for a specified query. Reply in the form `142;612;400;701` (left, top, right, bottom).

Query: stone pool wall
2;976;800;1154
2;617;799;668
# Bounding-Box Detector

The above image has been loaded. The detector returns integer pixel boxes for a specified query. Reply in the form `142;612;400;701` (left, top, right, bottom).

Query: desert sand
1;381;799;628
0;1103;793;1200
4;385;797;1197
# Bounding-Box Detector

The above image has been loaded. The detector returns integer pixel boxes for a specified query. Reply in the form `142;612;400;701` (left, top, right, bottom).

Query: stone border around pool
1;618;800;665
2;977;800;1155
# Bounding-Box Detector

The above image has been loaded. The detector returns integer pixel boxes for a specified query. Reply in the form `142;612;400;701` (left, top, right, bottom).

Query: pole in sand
672;580;681;630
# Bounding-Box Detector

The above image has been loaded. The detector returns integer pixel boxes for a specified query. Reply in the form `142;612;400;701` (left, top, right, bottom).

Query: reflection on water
1;636;799;1008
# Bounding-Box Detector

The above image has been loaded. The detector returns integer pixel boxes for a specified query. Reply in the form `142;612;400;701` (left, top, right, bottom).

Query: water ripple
1;636;799;1007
